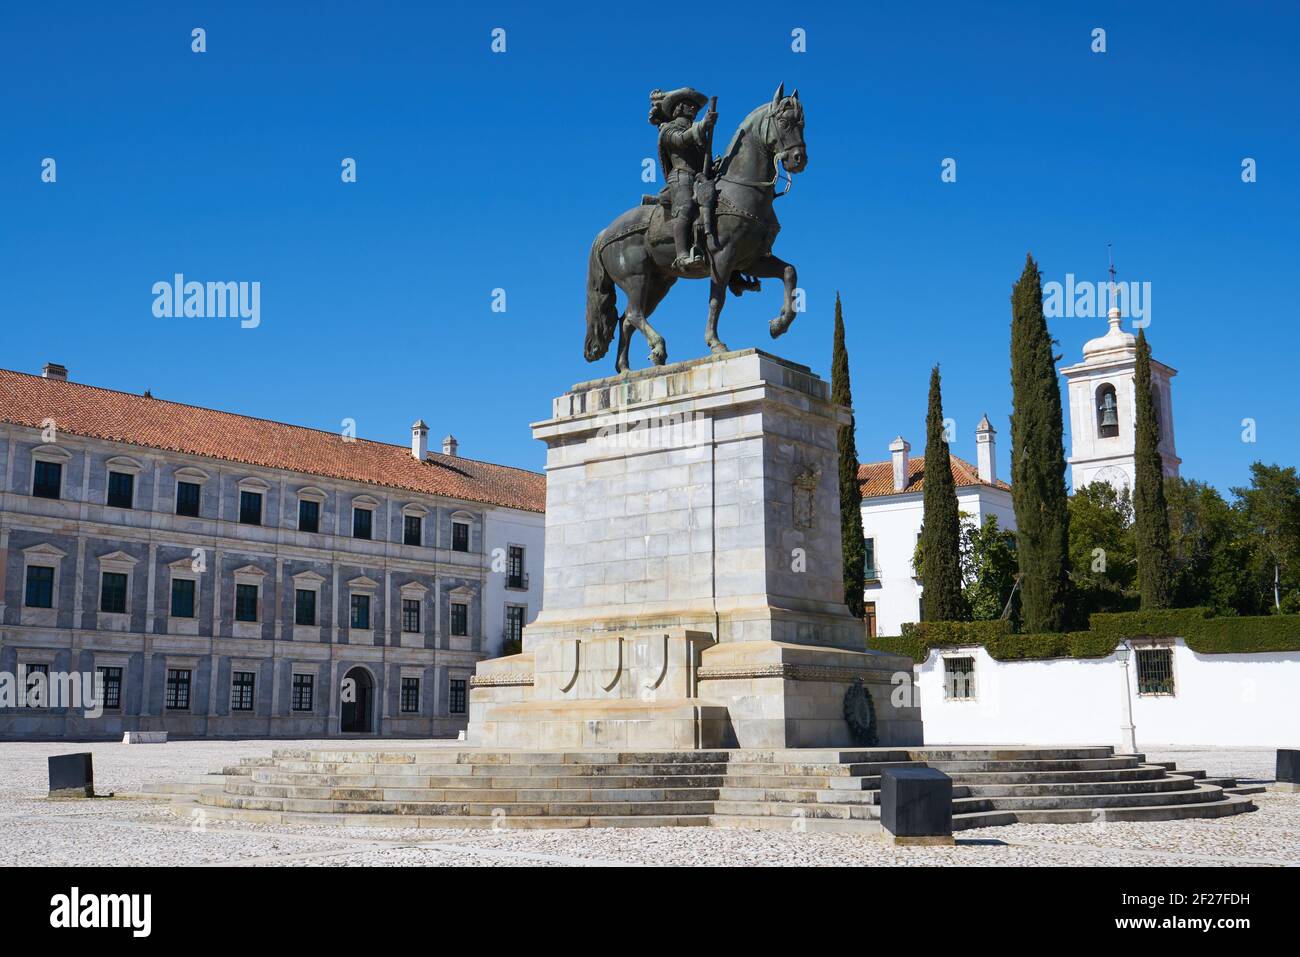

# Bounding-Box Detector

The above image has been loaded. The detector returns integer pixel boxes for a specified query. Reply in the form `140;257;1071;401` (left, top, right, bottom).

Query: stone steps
953;783;1229;813
953;793;1255;828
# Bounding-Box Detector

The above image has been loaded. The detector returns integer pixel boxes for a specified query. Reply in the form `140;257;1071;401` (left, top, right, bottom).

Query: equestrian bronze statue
584;83;808;372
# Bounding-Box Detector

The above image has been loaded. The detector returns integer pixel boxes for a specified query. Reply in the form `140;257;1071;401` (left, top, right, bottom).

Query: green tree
920;366;968;621
1232;462;1300;612
831;293;866;618
1165;477;1260;615
1068;481;1136;589
1133;329;1173;607
1009;254;1071;631
964;515;1020;621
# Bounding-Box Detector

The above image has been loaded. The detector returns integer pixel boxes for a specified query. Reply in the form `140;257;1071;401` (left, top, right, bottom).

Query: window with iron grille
170;578;196;618
235;583;259;622
452;521;469;552
33;460;62;499
507;545;525;588
863;538;878;580
96;666;122;711
450;602;468;636
402;598;421;633
239;490;262;525
295;588;317;626
231;671;255;711
944;656;976;700
107;471;134;509
165;669;191;710
24;565;54;608
505;604;525;644
100;572;128;614
298;498;320;533
350;593;371;630
291;673;314;711
400;677;420;713
449;678;467;714
864;602;877;640
403;515;422;547
1136;648;1175;695
175;480;201;517
24;664;48;708
352;508;373;540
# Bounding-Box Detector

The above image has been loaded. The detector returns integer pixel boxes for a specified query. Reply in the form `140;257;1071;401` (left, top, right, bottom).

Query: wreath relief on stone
842;677;879;747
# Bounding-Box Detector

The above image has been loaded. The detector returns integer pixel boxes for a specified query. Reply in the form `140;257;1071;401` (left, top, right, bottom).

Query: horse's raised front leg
748;253;799;339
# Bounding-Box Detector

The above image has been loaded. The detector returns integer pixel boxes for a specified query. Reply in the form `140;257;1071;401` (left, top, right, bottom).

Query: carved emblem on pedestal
792;464;820;529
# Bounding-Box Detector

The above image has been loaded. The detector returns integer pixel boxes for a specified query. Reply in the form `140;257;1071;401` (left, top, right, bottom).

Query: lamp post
1116;643;1137;754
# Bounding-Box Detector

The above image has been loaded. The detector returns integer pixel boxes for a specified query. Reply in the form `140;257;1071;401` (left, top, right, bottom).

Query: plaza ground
2;740;1295;867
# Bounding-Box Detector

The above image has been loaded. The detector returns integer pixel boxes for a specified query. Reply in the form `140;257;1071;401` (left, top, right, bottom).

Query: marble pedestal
469;350;923;749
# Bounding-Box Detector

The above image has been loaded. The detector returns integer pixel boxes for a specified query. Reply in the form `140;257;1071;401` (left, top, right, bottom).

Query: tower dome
1081;306;1136;365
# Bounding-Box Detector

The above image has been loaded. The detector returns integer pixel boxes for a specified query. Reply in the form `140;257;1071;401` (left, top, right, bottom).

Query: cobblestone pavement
1;741;1294;867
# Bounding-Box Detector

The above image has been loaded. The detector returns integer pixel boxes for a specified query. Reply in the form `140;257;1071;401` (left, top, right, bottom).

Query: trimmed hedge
873;607;1300;663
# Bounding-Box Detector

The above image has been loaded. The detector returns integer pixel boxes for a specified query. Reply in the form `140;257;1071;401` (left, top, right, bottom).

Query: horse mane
717;102;774;177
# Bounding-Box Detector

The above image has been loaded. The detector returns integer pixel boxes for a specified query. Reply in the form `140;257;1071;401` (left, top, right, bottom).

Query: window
864;601;877;640
295;589;317;626
24;565;54;608
235;583;259;622
352;508;373;540
24;664;48;708
505;605;525;645
403;514;422;547
231;671;255;711
291;673;314;711
402;599;421;633
449;678;467;714
96;666;122;711
1136;647;1175;695
33;460;62;499
298;499;320;533
350;594;371;630
450;602;468;637
863;538;878;580
1096;384;1119;438
506;545;526;589
165;669;192;710
944;656;976;700
107;471;135;509
176;480;201;517
170;578;196;618
100;572;128;614
239;490;263;525
401;677;420;713
452;521;469;552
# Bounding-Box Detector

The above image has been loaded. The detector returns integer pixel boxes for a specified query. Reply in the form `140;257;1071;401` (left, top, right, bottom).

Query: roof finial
1107;242;1121;327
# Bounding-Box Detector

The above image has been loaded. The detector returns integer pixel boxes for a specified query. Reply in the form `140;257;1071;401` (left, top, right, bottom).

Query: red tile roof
858;455;1010;498
0;369;545;513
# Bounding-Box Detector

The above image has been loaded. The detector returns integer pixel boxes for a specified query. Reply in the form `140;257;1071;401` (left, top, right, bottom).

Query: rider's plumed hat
648;87;709;124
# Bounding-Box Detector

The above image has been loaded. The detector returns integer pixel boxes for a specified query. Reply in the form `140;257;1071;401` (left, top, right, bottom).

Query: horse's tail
584;235;618;362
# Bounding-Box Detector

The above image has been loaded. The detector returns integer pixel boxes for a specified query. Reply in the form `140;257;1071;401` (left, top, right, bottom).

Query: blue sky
3;2;1296;493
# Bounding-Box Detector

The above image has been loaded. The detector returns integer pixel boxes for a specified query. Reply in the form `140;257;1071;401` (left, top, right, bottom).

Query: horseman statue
584;83;808;373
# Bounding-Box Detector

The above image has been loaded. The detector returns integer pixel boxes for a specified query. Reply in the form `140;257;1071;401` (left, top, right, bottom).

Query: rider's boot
671;217;703;271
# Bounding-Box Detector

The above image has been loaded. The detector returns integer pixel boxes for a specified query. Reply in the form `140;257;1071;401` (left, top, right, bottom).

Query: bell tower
1061;296;1180;493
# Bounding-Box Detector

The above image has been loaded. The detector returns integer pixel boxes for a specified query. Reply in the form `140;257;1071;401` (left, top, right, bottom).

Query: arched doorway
340;667;374;734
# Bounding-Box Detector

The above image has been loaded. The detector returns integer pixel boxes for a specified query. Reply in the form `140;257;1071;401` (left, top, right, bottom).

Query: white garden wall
915;639;1300;749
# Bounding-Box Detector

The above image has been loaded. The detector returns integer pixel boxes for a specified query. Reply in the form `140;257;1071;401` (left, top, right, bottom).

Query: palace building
0;363;545;739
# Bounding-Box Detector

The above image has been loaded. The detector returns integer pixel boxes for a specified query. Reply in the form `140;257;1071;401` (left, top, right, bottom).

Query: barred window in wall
33;460;62;499
96;666;122;711
402;599;421;633
231;671;255;711
401;677;420;713
1136;648;1175;695
452;521;469;552
505;605;525;644
351;594;371;630
176;480;201;517
295;589;317;626
403;514;422;547
23;664;48;707
449;678;467;714
239;490;263;525
291;673;314;711
165;669;192;710
25;565;54;608
507;545;526;588
298;499;320;533
235;583;259;622
171;578;196;618
352;508;373;540
100;572;128;614
450;602;468;636
943;656;976;700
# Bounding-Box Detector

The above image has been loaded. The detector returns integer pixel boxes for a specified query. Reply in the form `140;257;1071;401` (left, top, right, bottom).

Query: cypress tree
1009;254;1071;632
831;293;866;618
1133;328;1173;607
920;366;969;621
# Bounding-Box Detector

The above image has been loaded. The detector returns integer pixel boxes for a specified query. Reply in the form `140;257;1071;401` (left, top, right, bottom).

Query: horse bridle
719;103;805;198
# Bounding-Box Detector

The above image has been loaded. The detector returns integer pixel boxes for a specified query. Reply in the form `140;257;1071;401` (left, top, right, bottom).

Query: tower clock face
1094;465;1129;489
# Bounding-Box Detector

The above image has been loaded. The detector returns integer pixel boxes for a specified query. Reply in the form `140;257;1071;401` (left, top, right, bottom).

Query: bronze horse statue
584;84;808;372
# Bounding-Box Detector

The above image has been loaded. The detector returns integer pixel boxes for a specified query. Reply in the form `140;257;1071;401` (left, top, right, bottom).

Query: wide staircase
177;745;1256;833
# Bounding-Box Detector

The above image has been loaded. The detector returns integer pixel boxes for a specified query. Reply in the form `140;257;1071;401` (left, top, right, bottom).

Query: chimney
442;434;458;457
975;414;996;484
411;419;429;460
889;436;911;492
42;362;68;381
